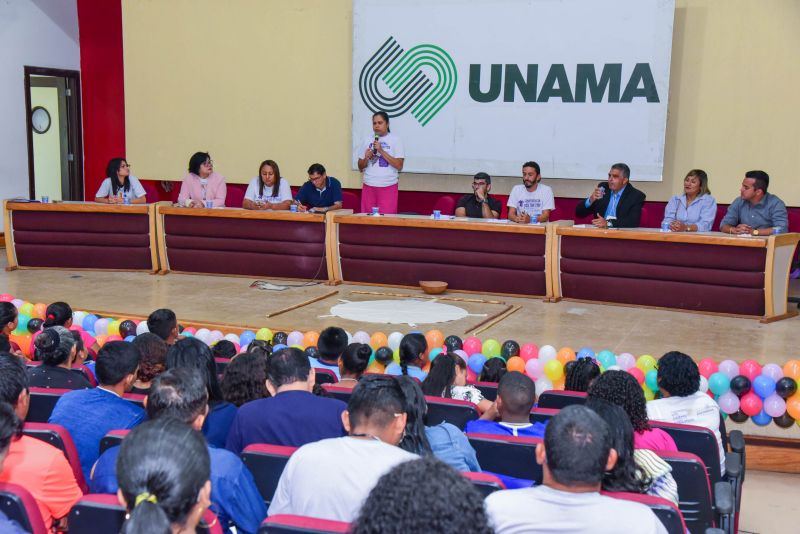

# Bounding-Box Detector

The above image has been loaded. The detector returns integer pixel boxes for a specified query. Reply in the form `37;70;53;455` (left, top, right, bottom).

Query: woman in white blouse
242;160;293;210
95;158;147;204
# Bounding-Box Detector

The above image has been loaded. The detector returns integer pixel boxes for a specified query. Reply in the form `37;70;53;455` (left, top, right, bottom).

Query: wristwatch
752;229;759;236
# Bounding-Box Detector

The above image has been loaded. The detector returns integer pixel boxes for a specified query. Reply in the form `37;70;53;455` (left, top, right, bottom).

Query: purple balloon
717;391;740;415
525;359;544;380
761;363;784;382
763;394;787;418
452;349;468;364
286;331;303;347
616;353;636;370
718;359;740;380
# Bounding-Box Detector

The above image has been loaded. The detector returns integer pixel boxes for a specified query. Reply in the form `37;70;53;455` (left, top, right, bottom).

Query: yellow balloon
643;386;655;401
544;359;564;381
637;354;657;373
393;348;400;364
256;328;273;341
107;320;120;336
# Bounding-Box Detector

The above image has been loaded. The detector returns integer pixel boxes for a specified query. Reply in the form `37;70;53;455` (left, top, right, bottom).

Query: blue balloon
124;335;136;342
182;331;194;337
272;343;288;351
239;330;256;346
429;348;443;361
468;353;487;374
751;408;772;426
752;375;776;399
82;314;98;332
645;370;659;392
577;347;595;360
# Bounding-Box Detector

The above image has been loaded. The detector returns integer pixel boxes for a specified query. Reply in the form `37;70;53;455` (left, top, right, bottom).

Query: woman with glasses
242;159;293;210
178;151;227;208
94;158;147;204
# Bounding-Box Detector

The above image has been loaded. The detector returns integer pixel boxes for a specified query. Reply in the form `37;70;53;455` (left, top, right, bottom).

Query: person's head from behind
0;402;22;473
657;351;700;398
421;353;465;397
266;347;314;395
34;326;77;367
587;370;652;433
352;457;492;534
539;405;616;490
220;352;268;407
0;353;29;421
189;151;213;178
479;356;507;383
43;301;72;328
146;368;209;429
496;371;537;421
395;376;431;456
211;340;236;360
146;309;178;344
166;337;223;402
246;339;272;358
398;333;427;374
345;375;407;445
117;418;211;534
0;302;18;335
317;327;348;362
564;357;601;392
339;343;371;380
132;332;168;385
71;331;89;364
96;341;141;390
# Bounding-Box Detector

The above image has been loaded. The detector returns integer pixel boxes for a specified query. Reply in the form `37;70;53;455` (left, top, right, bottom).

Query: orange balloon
425;330;445;353
32;303;47;320
506;356;526;373
370;332;388;349
303;331;320;349
557;347;576;364
783;360;800;381
9;334;32;358
553;377;566;390
95;335;108;347
366;362;385;374
787;394;800;421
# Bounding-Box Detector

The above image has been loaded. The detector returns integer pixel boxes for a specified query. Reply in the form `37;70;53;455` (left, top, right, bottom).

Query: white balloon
699;375;709;393
72;311;87;327
195;328;211;344
387;332;403;350
136;322;149;335
224;333;240;344
536;377;554;392
345;330;354;345
353;331;370;344
538;345;557;362
606;365;622;371
209;330;224;344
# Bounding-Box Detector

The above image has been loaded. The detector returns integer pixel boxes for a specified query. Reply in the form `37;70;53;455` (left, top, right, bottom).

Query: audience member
422;353;492;412
661;169;717;232
166;337;236;448
455;172;502;219
49;341;145;479
269;375;416;521
0;303;23;356
221;352;269;407
351;457;492;534
478;356;507;383
485;405;667;534
507;161;555;223
211;340;236;360
0;353;82;530
314;326;348;378
129;332;168;394
178;151;227;208
647;351;724;473
146;308;180;344
385;333;429;380
91;368;266;534
587;370;677;452
356;111;404;214
226;348;346;453
27;326;91;389
0;402;26;533
337;343;372;389
117;418;213;533
246;339;272;357
35;301;98;354
564;357;601;392
720;170;788;235
94;157;147;204
242;159;293;211
466;371;545;438
70;330;89;364
295;163;343;213
575;163;646;228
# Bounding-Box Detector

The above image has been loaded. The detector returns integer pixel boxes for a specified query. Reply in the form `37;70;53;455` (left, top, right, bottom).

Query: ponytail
398;333;427;374
121;496;171;534
43;302;72;328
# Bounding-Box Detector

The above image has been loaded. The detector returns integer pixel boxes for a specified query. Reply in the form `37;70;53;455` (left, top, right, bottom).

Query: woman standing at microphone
357;111;405;214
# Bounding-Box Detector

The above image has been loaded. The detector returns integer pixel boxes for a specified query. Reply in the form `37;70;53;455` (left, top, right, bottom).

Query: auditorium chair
215;357;232;375
122;392;146;409
99;429;130;454
529;407;558;424
241;444;297;505
425;396;480;429
472;381;498;401
536;390;587;409
602;491;687;534
466;433;543;484
224;185;246;208
314;369;338;386
0;483;48;534
259;514;350;533
26;387;72;423
22;422;88;493
461;471;506;498
431;195;457;216
68;494;224;534
320;385;352;403
24;360;96;386
341;191;360;212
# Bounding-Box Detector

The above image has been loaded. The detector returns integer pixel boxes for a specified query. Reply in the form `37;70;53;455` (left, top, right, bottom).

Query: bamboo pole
466;305;522;336
349;290;505;305
265;290;340;318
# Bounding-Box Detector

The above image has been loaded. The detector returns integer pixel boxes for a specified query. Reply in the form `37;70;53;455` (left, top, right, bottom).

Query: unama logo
359;36;457;126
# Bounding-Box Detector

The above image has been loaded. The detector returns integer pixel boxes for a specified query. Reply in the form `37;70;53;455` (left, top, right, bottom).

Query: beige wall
123;0;800;204
31;86;63;201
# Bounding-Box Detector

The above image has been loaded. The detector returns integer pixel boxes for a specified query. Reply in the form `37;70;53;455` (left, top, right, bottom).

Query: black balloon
304;346;320;360
773;412;796;428
26;318;43;334
272;331;288;345
728;409;749;423
729;375;752;397
775;377;798;400
444;335;463;352
118;320;137;338
501;340;520;359
374;346;394;366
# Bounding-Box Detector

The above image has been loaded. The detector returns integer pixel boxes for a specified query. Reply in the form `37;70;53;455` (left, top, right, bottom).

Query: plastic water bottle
205;200;213;209
661;221;671;232
433;210;441;220
372;207;380;216
41;195;49;203
290;204;298;213
530;210;542;224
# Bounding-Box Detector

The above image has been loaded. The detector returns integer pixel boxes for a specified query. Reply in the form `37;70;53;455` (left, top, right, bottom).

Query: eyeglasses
120;163;131;168
473;181;488;186
202;160;214;166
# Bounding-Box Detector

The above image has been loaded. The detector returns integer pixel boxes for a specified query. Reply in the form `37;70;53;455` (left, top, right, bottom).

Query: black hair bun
34;329;58;351
356;344;372;363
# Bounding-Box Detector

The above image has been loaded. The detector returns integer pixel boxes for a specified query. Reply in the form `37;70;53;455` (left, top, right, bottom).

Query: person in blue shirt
313;326;348;379
90;368;266;534
720;170;788;236
661;169;717;232
295;163;343;213
465;371;546;438
49;341;145;480
575;163;646;228
385;333;429;381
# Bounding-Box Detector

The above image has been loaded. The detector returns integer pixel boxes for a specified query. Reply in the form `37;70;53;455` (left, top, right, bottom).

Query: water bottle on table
661;220;671;232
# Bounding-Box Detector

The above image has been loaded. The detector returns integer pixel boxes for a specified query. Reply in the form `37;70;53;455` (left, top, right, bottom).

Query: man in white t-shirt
268;375;416;522
646;351;725;475
485;405;667;534
507;161;555;223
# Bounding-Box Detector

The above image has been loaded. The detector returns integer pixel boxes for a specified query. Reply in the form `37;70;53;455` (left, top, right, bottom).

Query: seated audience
465;371;545;438
647;351;725;474
720;170;788;235
507;161;555;223
385;333;429;380
586;398;678;506
422;353;492;413
588;370;677;452
661;169;717;232
212;340;237;360
91;368;266;534
398;376;480;472
243;159;292;210
117;418;213;534
269;375;416;521
129;332;168;395
314;326;348;378
352;457;493;534
28;326;91;389
455;172;502;219
167;337;236;448
226;348;346;453
221;352;269;407
485;405;668;534
178;151;227;208
575;163;646;228
336;342;372;389
94;157;147;204
295;163;343;213
32;301;98;354
0;302;23;356
478;356;507;383
0;354;82;530
245;339;272;357
0;403;27;533
146;308;180;345
563;357;601;392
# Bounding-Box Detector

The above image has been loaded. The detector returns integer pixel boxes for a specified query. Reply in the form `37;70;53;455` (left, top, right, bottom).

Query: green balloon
482;339;501;358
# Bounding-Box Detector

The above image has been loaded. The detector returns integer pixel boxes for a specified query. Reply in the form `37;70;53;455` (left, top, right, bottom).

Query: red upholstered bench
602;491;687;534
536;389;587;409
241;444;298;505
0;482;48;534
259;514;350;533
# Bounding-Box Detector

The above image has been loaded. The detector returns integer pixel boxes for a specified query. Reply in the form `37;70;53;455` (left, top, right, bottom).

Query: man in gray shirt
720;170;788;236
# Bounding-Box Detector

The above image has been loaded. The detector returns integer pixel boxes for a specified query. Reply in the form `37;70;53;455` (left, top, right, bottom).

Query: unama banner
352;0;675;181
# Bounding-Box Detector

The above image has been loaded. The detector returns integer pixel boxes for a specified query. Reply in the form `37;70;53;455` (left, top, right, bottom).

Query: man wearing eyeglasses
455;172;502;219
295;163;343;213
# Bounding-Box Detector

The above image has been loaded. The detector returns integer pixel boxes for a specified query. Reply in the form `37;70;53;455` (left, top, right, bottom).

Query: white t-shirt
243;177;292;204
486;485;668;534
647;391;725;475
94;176;146;200
358;132;405;187
268;436;416;522
507;183;555;217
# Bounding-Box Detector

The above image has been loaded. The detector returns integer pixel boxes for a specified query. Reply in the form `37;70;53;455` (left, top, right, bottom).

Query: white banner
352;0;675;181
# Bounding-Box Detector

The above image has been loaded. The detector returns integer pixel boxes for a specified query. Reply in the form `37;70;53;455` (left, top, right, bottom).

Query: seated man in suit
575;163;646;228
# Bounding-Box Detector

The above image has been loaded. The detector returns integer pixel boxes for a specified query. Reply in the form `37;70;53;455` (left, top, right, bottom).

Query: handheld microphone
372;134;379;156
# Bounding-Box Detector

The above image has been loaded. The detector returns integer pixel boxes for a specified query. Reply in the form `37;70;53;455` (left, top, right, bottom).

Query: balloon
740;392;763;417
370;332;388;349
105;335;122;343
544;359;564;381
271;343;288;352
208;330;224;344
506;356;525;373
763;394;787;418
728;409;748;423
786;394;800;420
698;358;719;379
392;348;400;364
628;367;645;385
761;363;783;382
119;320;137;338
452;349;468;364
374;346;394;365
11;299;22;309
776;377;798;399
783;360;800;381
256;328;273;342
136;321;149;335
538;345;557;362
387;332;404;351
751;409;772;426
94;335;108;347
717;391;740;414
501;340;521;359
729;375;751;397
482;339;501;359
286;331;303;347
636;355;657;373
718;359;740;379
525;358;544;380
444;335;463;352
466;367;478;384
774;412;795;428
304;346;320;360
616;353;636;370
739;360;762;382
72;311;87;327
18;302;34;316
195;328;211;344
0;294;13;302
9;334;32;357
272;331;288;345
31;303;47;319
353;331;370;345
536;377;554;393
429;348;443;361
699;375;709;393
303;331;320;349
13;314;29;335
553;377;565;391
520;344;538;361
752;375;776;399
556;347;576;364
425;330;445;352
643;387;655;401
463;337;483;356
224;333;240;344
366;362;384;374
468;353;487;374
596;349;614;365
645;370;659;392
239;330;256;347
124;335;136;342
93;318;109;336
182;327;196;335
577;347;595;360
107;320;121;337
26;318;43;334
606;365;622;371
708;372;731;396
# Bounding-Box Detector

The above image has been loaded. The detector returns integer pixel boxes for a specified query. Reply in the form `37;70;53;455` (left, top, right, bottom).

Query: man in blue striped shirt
575;163;646;228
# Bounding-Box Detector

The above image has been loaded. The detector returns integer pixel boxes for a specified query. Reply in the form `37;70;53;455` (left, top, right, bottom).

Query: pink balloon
698;358;719;379
616;353;636;370
466;367;478;384
520;344;539;361
739;360;762;382
740;392;763;417
628;367;645;385
718;359;739;379
763;394;786;418
183;327;197;335
525;359;544;380
717;391;740;415
0;294;13;302
463;337;483;356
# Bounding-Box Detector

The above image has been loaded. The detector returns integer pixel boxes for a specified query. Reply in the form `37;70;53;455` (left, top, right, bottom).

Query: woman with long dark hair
242;159;292;210
385;333;428;380
95;158;147;204
30;302;99;356
421;353;492;413
0;302;23;357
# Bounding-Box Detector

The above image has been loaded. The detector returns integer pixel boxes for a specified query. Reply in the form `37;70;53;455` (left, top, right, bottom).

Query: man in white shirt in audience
507;161;555;223
485;405;667;534
268;375;416;522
